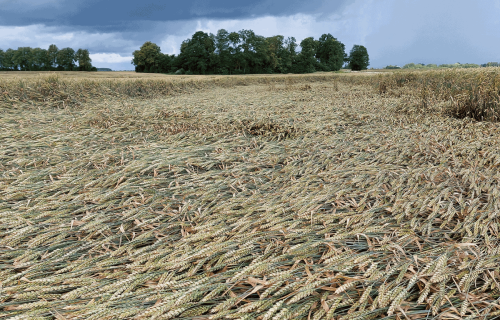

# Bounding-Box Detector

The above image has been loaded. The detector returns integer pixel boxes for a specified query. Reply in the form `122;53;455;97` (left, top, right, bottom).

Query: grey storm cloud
0;0;351;32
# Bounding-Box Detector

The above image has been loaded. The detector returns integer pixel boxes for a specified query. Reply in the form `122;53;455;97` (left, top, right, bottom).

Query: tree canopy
316;34;347;71
0;44;96;71
56;47;76;71
75;49;93;71
348;45;370;71
177;31;215;74
132;41;162;73
131;29;356;75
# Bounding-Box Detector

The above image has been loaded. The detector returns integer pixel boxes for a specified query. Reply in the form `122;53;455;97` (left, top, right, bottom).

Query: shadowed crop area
1;70;500;319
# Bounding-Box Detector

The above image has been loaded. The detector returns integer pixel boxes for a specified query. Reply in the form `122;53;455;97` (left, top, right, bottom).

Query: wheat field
1;70;500;319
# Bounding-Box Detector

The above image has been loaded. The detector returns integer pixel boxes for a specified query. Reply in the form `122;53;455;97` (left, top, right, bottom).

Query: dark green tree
262;35;298;74
249;31;270;73
4;48;17;70
263;35;299;73
0;49;4;70
171;47;185;73
214;29;231;74
238;29;266;73
132;41;162;73
56;47;76;70
31;48;49;71
237;30;252;73
157;53;173;73
178;31;215;74
264;35;283;73
13;47;34;71
228;32;243;73
278;37;297;73
348;45;369;71
75;49;93;71
316;34;346;71
47;44;58;69
293;37;318;73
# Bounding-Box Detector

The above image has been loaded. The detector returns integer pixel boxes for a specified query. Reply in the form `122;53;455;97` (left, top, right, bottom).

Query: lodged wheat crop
1;70;500;319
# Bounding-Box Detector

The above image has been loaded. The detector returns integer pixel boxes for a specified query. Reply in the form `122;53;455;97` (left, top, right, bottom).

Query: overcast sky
1;0;499;70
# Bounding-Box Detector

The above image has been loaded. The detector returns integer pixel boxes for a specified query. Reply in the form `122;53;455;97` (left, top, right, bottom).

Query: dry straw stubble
1;69;500;319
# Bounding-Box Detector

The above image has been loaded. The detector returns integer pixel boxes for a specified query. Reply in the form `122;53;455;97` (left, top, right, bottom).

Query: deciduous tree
0;49;4;70
238;29;266;73
56;47;76;70
228;32;242;73
158;53;174;73
132;41;162;73
31;48;49;71
47;44;59;69
264;35;284;73
13;47;34;71
177;31;215;74
348;45;369;71
316;34;346;71
293;37;318;73
214;29;231;74
75;49;93;71
4;49;17;70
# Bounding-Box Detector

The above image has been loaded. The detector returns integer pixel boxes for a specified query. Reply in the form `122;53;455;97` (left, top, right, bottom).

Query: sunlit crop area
2;69;500;319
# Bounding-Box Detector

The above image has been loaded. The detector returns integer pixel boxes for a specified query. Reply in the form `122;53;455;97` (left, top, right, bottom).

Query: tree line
385;62;500;69
0;44;96;71
131;29;369;74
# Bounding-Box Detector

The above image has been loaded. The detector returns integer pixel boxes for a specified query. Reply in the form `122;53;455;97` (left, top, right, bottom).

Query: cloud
0;0;351;31
0;0;67;11
89;53;134;70
90;53;133;64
